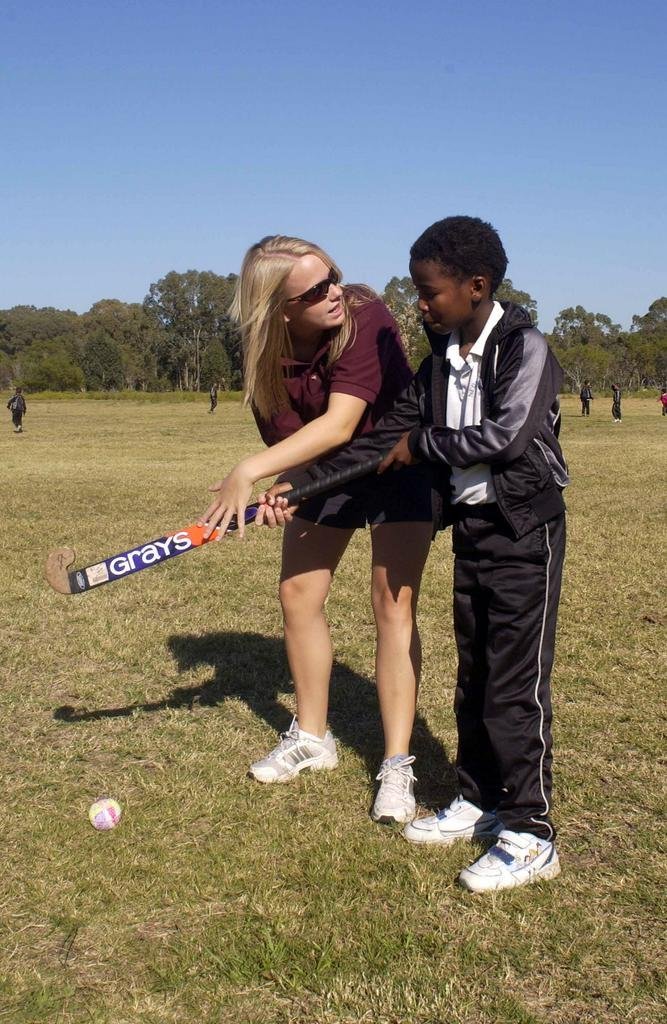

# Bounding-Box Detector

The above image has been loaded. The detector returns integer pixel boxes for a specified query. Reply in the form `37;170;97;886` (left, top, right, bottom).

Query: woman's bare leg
280;517;354;737
370;522;432;758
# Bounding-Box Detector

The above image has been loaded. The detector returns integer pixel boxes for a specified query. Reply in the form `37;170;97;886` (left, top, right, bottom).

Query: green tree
383;276;418;310
613;333;663;390
495;279;538;324
382;276;429;367
631;296;667;335
81;331;124;390
550;306;621;350
200;341;231;391
143;271;238;390
82;299;147;346
19;339;85;391
550;342;611;392
0;352;14;388
629;297;667;387
82;299;163;389
0;306;80;355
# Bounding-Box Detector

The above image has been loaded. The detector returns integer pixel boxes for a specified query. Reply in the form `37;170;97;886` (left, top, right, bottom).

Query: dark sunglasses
285;269;340;305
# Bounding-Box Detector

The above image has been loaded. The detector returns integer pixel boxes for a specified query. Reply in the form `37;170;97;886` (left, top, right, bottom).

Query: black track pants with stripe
451;510;566;841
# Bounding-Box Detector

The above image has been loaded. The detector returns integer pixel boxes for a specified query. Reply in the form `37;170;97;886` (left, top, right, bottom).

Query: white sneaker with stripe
403;795;502;845
248;718;338;783
458;828;561;892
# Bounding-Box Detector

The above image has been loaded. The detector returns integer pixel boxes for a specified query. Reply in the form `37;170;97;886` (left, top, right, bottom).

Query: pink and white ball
88;797;122;831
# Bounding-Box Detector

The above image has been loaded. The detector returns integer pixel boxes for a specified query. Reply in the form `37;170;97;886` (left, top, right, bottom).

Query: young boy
579;381;593;416
269;216;568;892
7;387;26;433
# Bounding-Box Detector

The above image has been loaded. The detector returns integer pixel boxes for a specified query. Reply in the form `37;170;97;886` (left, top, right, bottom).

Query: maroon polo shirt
253;292;412;446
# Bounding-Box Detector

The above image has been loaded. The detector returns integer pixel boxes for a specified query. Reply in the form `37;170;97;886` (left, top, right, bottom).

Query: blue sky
2;0;665;331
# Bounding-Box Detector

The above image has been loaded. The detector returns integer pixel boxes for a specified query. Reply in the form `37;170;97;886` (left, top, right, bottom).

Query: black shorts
295;463;433;529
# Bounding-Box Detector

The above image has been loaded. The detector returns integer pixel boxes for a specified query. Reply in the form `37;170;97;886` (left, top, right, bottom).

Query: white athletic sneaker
248;718;338;783
371;755;416;824
403;795;502;845
458;828;561;892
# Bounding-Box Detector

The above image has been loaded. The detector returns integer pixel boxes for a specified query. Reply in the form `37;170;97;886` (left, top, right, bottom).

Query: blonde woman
198;236;432;823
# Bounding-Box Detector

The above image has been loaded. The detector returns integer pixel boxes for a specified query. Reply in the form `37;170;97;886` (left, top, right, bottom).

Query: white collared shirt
446;301;504;505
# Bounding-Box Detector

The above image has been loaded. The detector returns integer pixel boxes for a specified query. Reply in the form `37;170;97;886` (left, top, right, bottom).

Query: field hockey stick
45;452;387;595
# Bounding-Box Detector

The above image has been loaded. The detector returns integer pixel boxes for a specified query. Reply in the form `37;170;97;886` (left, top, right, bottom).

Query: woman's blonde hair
230;235;375;420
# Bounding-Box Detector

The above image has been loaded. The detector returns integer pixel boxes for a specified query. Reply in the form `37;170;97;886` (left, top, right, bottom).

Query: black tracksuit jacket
288;303;569;534
288;303;569;839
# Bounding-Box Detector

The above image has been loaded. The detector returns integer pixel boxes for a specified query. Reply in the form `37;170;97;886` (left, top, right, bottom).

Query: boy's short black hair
410;216;508;293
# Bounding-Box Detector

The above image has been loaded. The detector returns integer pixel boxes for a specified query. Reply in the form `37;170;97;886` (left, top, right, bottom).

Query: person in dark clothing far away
611;384;622;423
267;216;569;893
580;381;593;415
209;382;219;413
7;387;26;433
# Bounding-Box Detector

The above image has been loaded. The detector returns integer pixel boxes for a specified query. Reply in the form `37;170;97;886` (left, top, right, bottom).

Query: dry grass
1;394;665;1023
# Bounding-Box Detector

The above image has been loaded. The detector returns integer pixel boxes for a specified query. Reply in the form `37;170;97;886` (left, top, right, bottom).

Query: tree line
1;271;665;393
0;272;239;394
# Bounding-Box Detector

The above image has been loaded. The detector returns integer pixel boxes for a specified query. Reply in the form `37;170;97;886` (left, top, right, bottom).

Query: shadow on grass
53;630;456;807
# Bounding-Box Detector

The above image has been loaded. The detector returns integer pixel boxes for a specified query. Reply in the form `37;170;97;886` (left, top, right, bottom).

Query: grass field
1;394;665;1024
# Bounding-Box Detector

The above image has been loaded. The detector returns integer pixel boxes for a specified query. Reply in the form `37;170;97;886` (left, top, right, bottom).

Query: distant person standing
580;381;593;416
7;387;26;433
659;389;667;416
611;384;622;423
209;382;219;414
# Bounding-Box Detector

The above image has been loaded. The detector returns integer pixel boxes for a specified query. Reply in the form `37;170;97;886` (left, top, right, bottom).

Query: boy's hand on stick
378;433;418;473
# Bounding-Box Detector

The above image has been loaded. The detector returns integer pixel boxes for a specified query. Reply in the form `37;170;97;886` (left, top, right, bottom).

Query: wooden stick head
45;547;76;595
